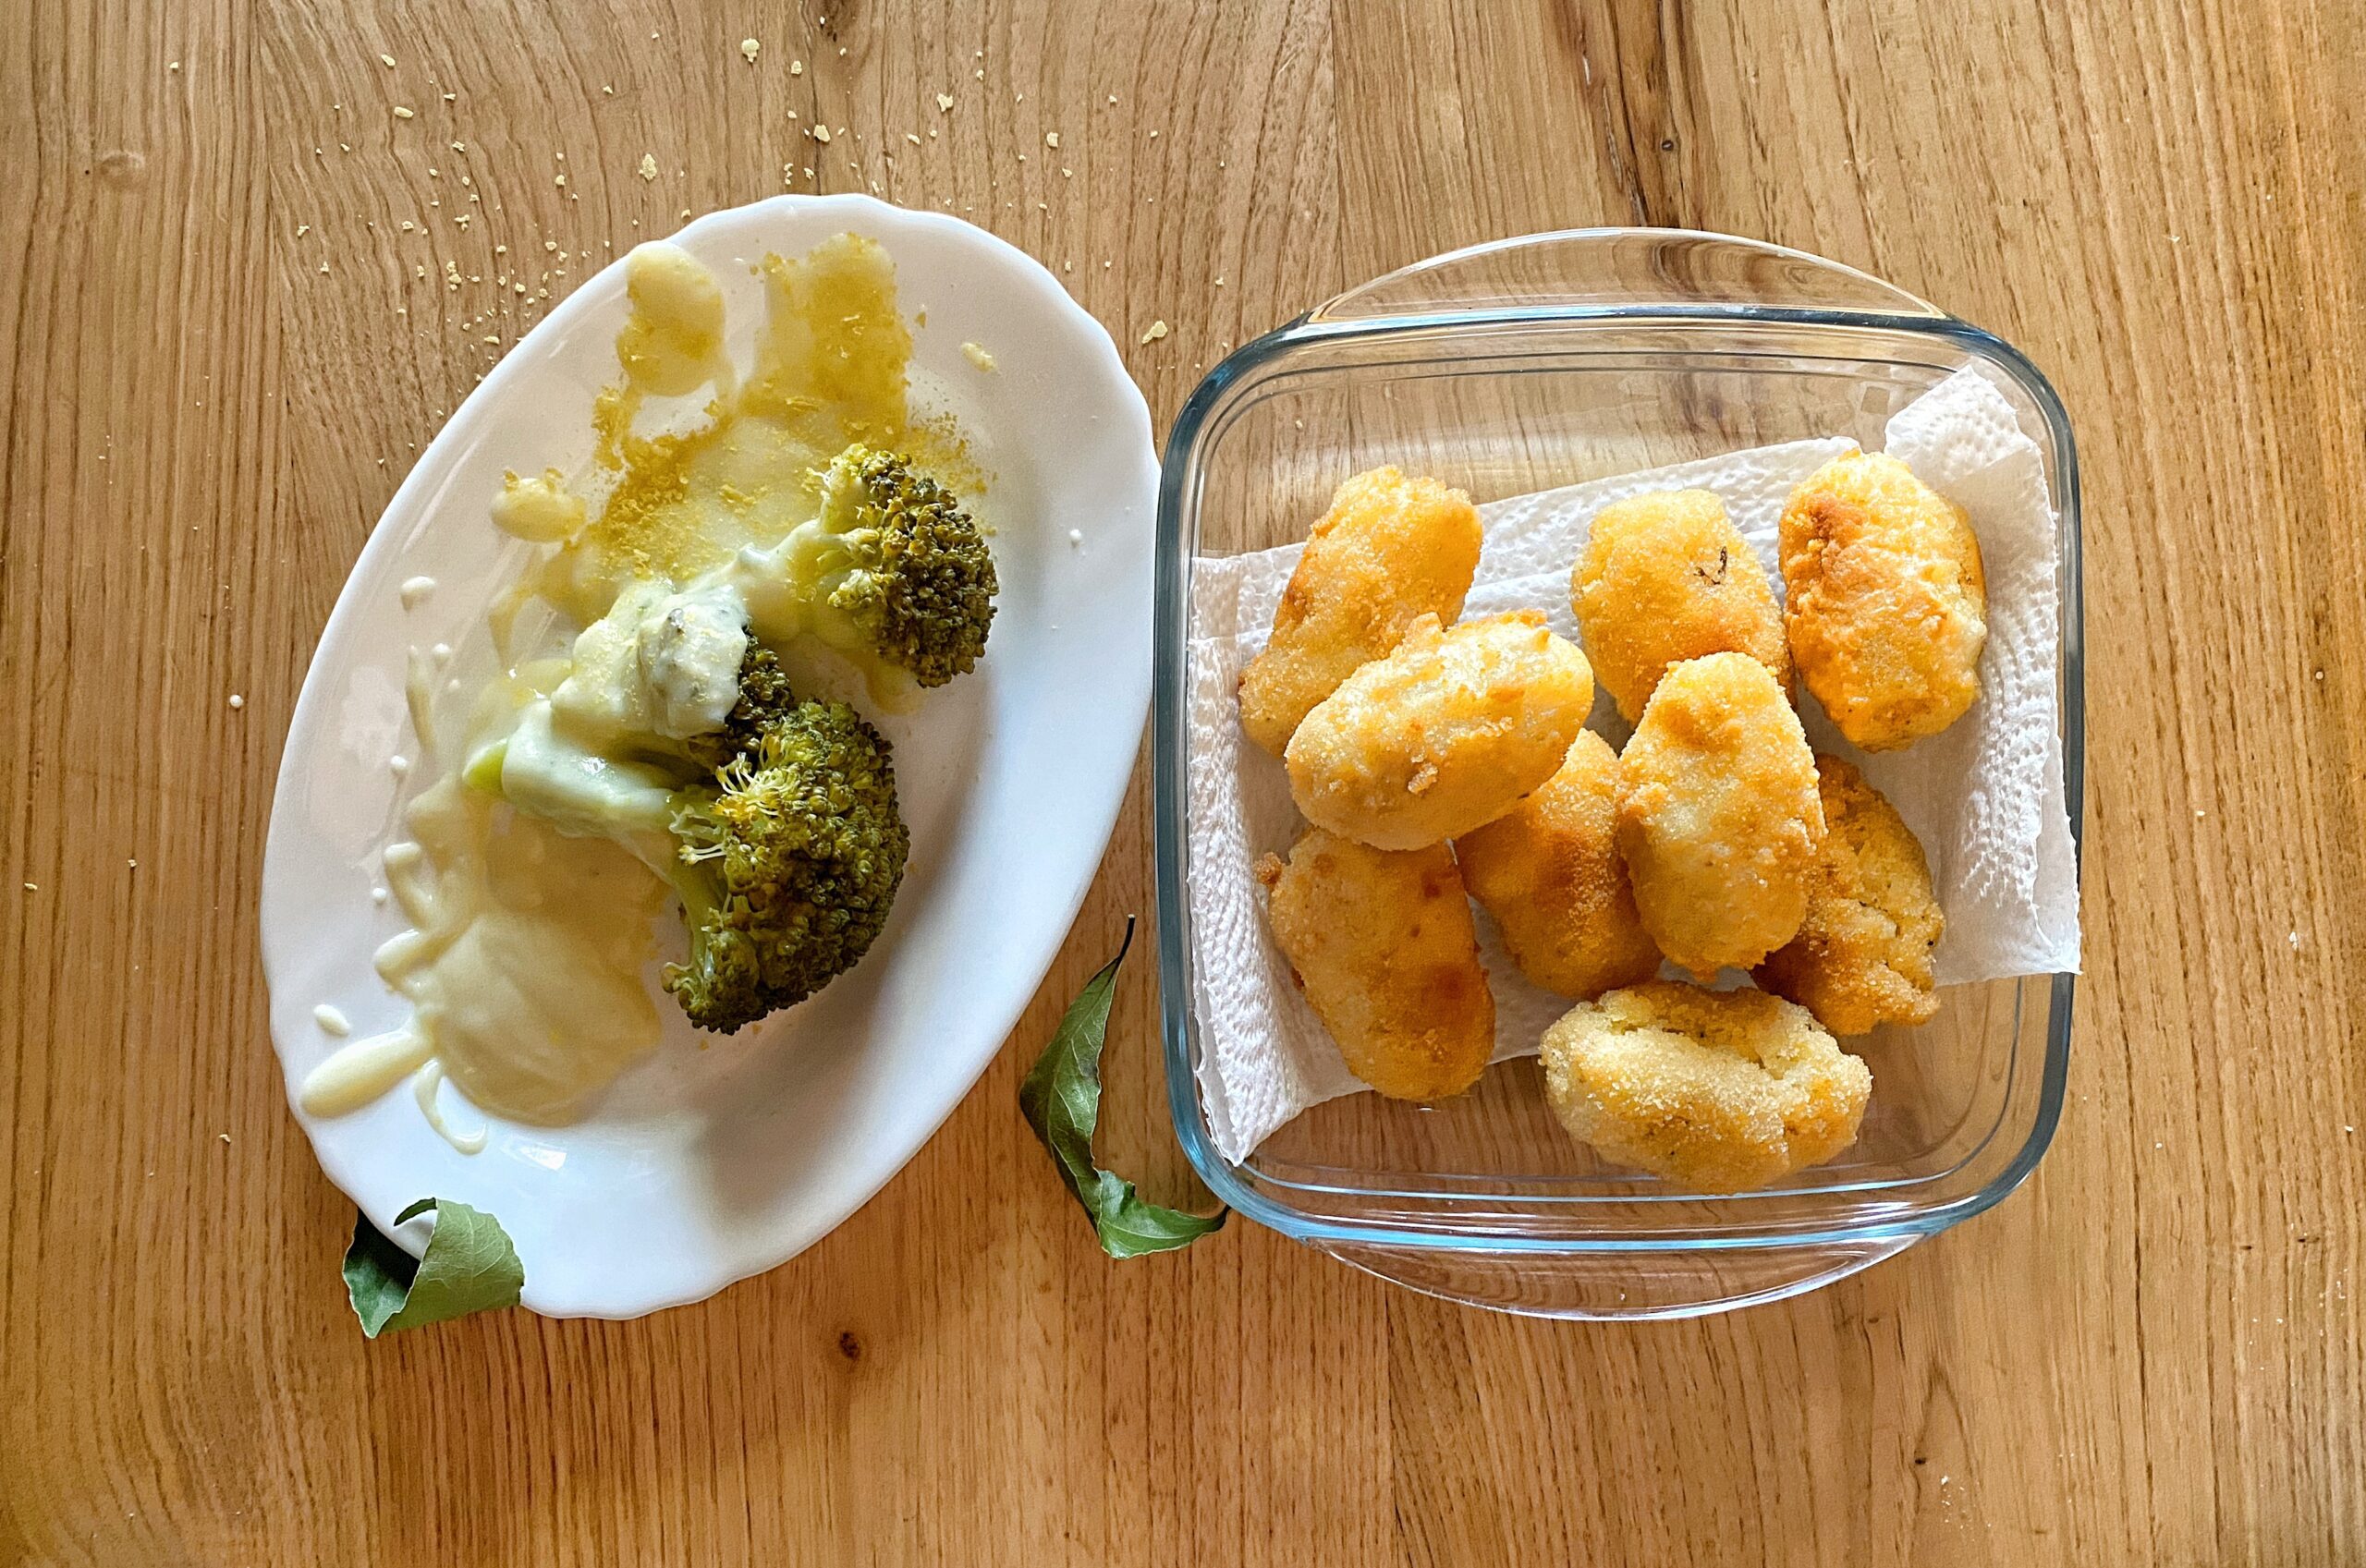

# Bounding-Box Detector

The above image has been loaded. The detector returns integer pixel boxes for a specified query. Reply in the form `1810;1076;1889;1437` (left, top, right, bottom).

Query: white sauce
412;1061;490;1155
399;575;439;609
312;1003;353;1037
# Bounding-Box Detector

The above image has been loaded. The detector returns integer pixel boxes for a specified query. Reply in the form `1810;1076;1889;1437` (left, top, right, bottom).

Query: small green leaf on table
343;1197;525;1337
1019;918;1226;1258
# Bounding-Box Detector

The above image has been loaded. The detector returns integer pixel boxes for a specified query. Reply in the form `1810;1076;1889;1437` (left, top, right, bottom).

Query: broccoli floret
661;682;910;1033
809;444;998;687
681;643;799;773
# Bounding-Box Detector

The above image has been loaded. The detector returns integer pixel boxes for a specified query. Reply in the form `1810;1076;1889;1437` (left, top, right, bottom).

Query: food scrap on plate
302;233;998;1143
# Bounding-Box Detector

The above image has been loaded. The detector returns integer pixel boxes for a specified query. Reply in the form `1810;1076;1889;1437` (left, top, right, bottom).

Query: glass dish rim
1152;272;2085;1257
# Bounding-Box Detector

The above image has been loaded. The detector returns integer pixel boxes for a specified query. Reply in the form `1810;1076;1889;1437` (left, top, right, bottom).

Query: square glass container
1153;229;2082;1319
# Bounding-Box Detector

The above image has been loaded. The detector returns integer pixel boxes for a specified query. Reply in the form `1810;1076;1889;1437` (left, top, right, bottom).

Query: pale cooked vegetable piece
1539;980;1872;1194
1454;730;1663;998
1238;467;1483;754
1779;450;1987;751
1615;652;1823;977
1285;611;1594;850
1755;755;1943;1034
1254;828;1494;1101
1570;488;1791;721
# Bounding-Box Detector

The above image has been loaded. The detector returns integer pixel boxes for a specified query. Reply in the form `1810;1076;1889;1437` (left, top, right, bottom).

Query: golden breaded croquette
1571;488;1792;721
1237;468;1483;755
1538;980;1872;1193
1254;828;1495;1101
1616;652;1823;977
1779;451;1987;751
1755;755;1944;1034
1286;610;1595;850
1454;731;1663;998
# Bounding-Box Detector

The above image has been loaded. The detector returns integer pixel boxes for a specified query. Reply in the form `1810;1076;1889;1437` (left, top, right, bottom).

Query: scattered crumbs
23;882;36;893
544;239;558;251
1045;130;1060;149
431;642;454;662
740;37;761;63
219;1133;231;1145
639;152;658;181
1214;276;1225;286
296;223;310;237
555;172;567;187
603;84;615;95
168;60;180;72
313;1003;354;1037
906;132;921;146
973;67;983;79
389;755;411;778
379;52;396;67
372;887;389;906
319;261;330;274
1062;167;1072;177
128;858;138;869
1149;128;1158;138
1067;528;1083;544
443;91;456;102
228;693;246;710
451;140;465;152
791;58;804;75
1107;93;1118;104
960;341;997;372
936;92;955;112
392;104;415;119
1140;319;1169;344
398;219;415;231
813;125;833;143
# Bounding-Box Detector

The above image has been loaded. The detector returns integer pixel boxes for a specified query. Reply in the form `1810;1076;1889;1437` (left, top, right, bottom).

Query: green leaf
1018;918;1226;1258
343;1197;525;1337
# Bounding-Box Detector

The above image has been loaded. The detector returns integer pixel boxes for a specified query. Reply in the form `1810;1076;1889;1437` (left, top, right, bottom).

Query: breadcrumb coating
1255;829;1494;1101
1238;467;1482;755
1779;451;1986;751
1755;755;1943;1034
1286;611;1594;850
1572;488;1791;721
1455;730;1663;997
1539;980;1872;1193
1615;653;1823;977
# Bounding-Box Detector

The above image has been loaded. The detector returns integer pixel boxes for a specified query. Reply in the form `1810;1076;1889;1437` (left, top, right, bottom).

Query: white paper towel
1183;367;2081;1162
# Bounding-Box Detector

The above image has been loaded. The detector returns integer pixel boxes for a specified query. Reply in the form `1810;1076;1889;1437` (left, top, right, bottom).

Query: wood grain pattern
4;0;2362;1562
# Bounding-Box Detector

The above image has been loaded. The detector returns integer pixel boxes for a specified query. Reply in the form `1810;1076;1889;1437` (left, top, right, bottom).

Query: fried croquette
1538;980;1872;1193
1571;488;1792;721
1616;653;1823;977
1254;828;1495;1101
1779;451;1987;751
1754;756;1943;1034
1454;731;1664;998
1286;611;1595;850
1238;468;1483;755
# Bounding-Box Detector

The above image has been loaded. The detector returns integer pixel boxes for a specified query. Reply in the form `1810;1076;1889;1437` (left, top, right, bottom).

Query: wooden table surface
6;1;2363;1562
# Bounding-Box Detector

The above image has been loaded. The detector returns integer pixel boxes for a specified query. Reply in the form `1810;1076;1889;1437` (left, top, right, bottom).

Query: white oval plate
261;196;1155;1317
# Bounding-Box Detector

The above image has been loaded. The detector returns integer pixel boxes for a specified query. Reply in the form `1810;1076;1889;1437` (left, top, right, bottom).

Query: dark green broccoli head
681;643;799;773
816;444;998;687
663;685;910;1034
